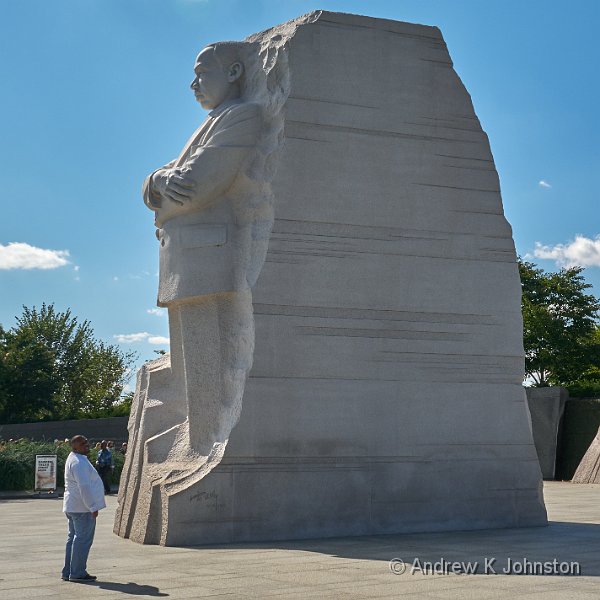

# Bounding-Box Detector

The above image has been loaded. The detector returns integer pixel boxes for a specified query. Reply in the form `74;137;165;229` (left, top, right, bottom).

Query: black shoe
61;576;69;581
69;574;97;582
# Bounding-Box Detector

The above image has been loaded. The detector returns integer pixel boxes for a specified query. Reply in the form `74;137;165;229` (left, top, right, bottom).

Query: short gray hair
206;41;246;71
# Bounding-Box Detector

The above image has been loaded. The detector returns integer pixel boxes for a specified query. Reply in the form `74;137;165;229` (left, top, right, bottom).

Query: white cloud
538;180;552;189
534;235;600;268
0;242;69;270
147;308;167;317
114;332;170;345
73;265;80;272
114;332;151;343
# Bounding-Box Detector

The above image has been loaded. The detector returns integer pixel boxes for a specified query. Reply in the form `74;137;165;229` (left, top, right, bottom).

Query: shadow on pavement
184;521;600;577
329;521;600;577
93;581;169;596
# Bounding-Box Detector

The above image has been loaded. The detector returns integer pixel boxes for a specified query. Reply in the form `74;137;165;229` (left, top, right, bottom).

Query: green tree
0;325;58;422
0;304;136;423
567;327;600;397
519;259;600;388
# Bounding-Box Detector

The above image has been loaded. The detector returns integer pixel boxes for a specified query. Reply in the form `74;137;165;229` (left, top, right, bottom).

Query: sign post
34;454;57;493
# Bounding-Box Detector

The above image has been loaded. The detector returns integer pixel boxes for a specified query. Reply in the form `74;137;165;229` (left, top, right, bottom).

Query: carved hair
207;41;245;68
205;41;253;99
204;38;289;110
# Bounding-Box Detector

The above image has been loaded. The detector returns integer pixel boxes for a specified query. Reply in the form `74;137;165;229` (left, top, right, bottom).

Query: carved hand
151;169;197;206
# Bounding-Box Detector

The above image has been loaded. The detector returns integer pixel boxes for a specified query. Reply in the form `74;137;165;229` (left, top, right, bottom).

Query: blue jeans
62;512;96;579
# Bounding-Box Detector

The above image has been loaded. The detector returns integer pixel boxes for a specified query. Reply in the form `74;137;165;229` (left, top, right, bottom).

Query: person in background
119;442;128;455
95;440;113;494
94;442;101;450
62;435;106;582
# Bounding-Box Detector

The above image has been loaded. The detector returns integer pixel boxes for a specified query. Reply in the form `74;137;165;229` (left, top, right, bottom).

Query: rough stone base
572;425;600;484
131;378;546;546
160;468;546;546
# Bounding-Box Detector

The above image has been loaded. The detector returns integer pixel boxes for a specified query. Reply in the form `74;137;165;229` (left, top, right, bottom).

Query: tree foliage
519;259;600;390
0;304;136;423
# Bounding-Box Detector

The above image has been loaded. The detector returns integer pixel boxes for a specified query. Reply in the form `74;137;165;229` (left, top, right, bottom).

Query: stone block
116;11;547;546
525;387;568;479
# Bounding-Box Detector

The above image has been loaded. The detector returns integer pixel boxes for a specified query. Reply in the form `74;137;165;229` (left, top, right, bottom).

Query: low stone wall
0;417;129;445
525;388;600;481
525;387;567;480
556;398;600;481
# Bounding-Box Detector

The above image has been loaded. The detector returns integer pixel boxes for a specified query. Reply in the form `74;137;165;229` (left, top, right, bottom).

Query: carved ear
228;62;243;83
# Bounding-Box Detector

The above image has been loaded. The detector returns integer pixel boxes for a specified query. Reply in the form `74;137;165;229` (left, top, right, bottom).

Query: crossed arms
143;102;261;226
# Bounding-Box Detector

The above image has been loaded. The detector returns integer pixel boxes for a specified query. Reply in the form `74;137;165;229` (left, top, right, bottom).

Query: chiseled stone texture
121;10;547;546
526;387;568;479
572;425;600;483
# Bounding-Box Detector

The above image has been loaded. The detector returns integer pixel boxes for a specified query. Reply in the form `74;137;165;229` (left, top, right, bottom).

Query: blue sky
1;0;598;381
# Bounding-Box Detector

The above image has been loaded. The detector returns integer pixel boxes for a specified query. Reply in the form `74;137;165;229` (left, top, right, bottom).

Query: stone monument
572;425;600;484
115;10;547;546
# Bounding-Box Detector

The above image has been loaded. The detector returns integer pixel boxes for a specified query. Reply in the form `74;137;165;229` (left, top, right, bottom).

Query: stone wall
0;417;129;445
556;398;600;480
525;387;567;479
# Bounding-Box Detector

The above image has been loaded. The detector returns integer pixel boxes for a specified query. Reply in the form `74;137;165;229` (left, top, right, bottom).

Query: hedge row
0;439;124;491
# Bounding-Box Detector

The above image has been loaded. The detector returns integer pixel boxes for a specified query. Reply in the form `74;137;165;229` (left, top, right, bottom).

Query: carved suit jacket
143;100;270;305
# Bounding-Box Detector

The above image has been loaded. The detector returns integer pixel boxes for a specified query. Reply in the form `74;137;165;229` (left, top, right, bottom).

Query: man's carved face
190;46;242;110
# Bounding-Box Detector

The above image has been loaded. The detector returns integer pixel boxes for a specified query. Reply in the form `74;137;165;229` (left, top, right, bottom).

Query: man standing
95;440;113;494
62;435;106;582
141;42;265;457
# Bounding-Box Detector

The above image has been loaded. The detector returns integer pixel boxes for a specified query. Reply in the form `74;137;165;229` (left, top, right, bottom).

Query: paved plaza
1;482;599;599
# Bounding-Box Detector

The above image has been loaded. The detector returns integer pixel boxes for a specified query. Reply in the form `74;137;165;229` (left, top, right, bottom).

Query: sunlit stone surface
116;10;547;546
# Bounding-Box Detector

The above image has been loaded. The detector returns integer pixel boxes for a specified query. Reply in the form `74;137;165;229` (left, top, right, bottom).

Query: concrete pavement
0;482;599;599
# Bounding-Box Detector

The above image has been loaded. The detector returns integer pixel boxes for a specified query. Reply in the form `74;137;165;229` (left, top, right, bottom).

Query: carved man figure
143;42;267;467
116;38;287;544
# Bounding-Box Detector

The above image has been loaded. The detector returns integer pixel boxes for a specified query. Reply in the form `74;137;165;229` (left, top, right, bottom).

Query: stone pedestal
116;10;547;546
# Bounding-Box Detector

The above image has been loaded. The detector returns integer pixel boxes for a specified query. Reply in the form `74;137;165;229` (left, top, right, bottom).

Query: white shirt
63;452;107;513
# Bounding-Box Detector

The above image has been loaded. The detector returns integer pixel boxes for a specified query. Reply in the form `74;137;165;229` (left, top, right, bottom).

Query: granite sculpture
115;38;289;544
572;425;600;484
116;11;547;546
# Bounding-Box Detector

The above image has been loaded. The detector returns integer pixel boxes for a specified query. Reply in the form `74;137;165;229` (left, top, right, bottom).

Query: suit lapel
174;117;215;167
173;100;241;168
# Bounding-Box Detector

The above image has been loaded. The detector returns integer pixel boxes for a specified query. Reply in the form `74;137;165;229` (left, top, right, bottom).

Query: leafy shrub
0;439;124;491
